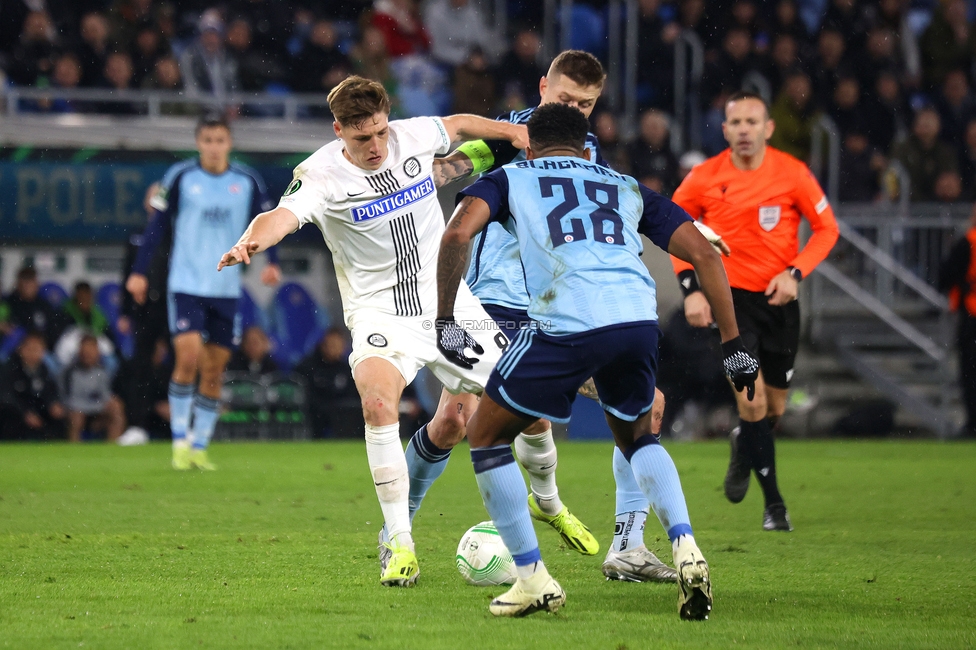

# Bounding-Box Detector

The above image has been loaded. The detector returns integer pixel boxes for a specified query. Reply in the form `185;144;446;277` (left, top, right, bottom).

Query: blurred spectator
764;33;801;98
63;282;110;339
452;48;496;116
702;27;760;110
821;0;869;51
294;328;359;438
350;25;397;102
627;109;679;195
866;0;921;87
891;107;960;201
110;0;173;52
829;76;865;136
636;0;679;109
227;325;279;379
855;27;901;91
423;0;494;68
8;10;58;86
62;334;126;443
371;0;430;58
226;0;292;65
76;11;111;88
593;111;630;173
861;69;908;153
959;119;976;199
678;150;706;182
0;266;64;348
100;51;142;115
936;69;976;148
810;28;849;109
29;52;86;114
769;69;818;161
142;56;197;115
771;0;809;49
727;0;764;41
290;19;352;94
226;16;284;92
496;29;543;109
0;331;65;440
113;336;172;439
179;10;240;98
129;19;169;87
919;0;976;92
839;130;885;201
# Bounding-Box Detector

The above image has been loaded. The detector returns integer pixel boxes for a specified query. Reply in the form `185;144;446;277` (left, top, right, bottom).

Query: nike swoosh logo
347;190;366;197
539;463;556;471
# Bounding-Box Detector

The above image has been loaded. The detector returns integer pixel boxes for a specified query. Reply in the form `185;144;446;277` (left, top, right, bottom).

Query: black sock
739;418;783;507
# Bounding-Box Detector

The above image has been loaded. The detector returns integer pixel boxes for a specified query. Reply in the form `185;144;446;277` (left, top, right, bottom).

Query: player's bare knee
428;414;465;448
738;397;769;421
522;418;550;435
360;394;398;426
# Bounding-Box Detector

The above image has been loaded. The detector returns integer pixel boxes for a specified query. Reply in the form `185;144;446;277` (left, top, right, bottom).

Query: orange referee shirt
670;147;839;292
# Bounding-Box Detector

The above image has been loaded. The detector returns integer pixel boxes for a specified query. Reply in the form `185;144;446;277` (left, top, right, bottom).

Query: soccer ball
455;521;517;586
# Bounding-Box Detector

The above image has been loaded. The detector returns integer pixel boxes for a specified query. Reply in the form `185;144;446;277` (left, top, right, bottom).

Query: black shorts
731;288;799;389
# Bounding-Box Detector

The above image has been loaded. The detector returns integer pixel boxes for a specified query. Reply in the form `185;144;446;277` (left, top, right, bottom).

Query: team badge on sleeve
758;206;781;232
367;333;388;348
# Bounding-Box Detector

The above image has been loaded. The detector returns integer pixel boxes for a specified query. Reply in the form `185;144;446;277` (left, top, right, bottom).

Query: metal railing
809;114;841;204
672;29;704;154
807;205;966;437
2;86;334;120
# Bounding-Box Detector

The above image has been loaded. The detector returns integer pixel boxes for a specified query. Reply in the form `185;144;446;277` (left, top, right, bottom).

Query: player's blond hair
327;76;392;128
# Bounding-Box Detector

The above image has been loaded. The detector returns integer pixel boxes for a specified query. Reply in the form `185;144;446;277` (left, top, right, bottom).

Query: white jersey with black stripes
278;116;453;324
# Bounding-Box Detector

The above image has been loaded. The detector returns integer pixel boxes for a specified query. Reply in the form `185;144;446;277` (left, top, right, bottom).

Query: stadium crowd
0;261;372;441
5;0;976;201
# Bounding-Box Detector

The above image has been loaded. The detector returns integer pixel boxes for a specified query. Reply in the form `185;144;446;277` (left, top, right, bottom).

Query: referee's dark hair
196;111;230;135
526;103;589;153
725;91;770;119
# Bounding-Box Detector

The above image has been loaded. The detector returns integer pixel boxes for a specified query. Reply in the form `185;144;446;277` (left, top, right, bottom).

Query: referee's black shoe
762;503;793;532
723;427;751;503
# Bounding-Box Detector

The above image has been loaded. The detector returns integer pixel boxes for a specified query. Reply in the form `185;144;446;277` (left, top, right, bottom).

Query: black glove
722;336;760;400
436;317;484;369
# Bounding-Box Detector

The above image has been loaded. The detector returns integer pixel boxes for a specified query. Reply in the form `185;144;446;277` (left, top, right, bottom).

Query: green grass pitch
1;440;974;649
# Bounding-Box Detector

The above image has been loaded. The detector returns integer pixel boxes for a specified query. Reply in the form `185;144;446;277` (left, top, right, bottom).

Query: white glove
694;220;730;256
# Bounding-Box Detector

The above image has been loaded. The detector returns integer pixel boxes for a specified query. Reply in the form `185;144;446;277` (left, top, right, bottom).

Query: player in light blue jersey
126;114;281;470
431;50;677;582
436;104;760;618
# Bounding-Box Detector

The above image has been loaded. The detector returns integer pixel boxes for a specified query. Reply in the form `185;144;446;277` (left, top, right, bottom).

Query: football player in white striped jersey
217;76;598;587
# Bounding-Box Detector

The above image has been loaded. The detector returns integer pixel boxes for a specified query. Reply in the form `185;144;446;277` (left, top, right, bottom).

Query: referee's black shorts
731;288;800;389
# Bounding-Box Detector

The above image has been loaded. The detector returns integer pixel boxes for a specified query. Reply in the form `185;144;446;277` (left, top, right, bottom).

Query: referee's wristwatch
787;266;803;282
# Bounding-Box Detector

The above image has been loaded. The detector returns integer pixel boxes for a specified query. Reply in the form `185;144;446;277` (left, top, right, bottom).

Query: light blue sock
168;381;194;442
404;424;452;522
471;445;540;562
612;446;650;552
190;395;221;451
624;436;693;543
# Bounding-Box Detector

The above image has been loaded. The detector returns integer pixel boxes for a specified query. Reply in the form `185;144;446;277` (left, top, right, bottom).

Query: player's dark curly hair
196;112;230;135
526;103;589;153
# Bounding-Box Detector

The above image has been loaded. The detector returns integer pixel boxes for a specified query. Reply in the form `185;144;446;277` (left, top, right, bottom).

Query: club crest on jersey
367;333;388;347
351;176;435;222
758;205;781;231
403;157;421;177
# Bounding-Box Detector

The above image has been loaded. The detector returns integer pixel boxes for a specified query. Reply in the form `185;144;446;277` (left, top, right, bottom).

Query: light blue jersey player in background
126;114;281;470
433;50;675;582
436;103;760;619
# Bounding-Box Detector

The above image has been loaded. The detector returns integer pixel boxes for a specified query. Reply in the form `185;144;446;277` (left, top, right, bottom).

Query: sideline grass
1;440;974;649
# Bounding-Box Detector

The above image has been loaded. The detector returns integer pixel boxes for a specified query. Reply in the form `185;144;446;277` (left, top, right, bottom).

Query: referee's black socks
739;417;784;507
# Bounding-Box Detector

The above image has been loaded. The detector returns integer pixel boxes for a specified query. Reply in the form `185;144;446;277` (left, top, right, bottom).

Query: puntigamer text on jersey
351;176;436;222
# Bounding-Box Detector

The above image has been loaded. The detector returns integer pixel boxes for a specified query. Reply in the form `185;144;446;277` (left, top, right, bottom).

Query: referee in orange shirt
670;92;839;531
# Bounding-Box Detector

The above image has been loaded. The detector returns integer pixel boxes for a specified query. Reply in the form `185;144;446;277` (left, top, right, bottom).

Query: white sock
514;428;563;515
365;423;413;549
516;558;549;581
